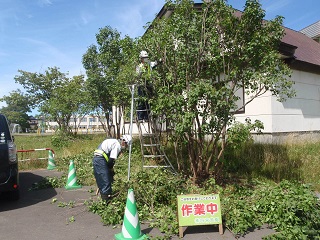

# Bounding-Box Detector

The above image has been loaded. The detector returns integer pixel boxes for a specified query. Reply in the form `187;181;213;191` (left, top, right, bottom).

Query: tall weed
224;142;320;191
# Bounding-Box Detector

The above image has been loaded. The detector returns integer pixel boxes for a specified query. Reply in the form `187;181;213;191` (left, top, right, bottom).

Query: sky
0;0;319;114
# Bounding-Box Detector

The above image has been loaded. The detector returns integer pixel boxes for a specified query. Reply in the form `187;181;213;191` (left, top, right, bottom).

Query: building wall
271;69;320;132
236;69;320;142
236;91;273;132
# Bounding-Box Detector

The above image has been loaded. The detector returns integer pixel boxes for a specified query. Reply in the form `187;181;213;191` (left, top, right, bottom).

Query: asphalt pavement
0;169;276;240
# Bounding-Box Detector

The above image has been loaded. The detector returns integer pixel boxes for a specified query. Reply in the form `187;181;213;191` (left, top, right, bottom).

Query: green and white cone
115;189;147;240
47;150;56;170
65;160;82;190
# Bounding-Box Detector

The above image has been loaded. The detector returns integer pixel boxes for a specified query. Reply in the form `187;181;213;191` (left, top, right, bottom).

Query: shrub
222;180;320;239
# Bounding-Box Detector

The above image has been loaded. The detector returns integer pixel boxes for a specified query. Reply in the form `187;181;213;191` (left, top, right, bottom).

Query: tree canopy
82;26;137;138
0;89;31;131
139;0;295;181
14;67;88;134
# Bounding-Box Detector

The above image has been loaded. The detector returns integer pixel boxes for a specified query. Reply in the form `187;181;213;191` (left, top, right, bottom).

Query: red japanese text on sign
181;202;218;217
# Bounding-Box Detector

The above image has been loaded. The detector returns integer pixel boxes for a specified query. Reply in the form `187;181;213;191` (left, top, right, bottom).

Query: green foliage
140;0;294;181
130;170;185;235
87;165;320;239
82;26;136;138
51;131;97;149
222;180;320;239
14;67;88;135
57;201;75;208
0;89;32;131
28;176;63;190
51;134;71;149
89;198;126;225
19;134;320;239
89;168;185;235
226;118;264;149
68;216;75;223
57;147;320;239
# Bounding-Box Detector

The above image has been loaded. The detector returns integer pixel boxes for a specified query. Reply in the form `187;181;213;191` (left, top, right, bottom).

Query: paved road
0;169;275;240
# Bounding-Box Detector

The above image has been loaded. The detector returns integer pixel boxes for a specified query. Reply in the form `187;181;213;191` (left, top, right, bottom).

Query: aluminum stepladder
132;84;176;174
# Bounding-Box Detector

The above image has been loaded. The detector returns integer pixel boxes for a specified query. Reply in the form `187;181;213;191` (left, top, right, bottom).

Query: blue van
0;114;19;200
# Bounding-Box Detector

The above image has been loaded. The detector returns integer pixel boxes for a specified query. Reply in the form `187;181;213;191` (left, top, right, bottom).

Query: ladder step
143;154;165;158
143;165;172;168
136;109;149;112
137;121;149;124
142;133;156;136
143;143;160;147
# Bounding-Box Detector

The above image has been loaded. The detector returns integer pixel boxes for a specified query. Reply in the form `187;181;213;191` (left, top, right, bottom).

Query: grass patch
15;133;106;170
14;133;320;239
225;142;320;191
16;133;320;190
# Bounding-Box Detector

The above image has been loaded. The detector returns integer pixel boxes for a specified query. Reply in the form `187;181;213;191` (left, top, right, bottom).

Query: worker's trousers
92;155;114;195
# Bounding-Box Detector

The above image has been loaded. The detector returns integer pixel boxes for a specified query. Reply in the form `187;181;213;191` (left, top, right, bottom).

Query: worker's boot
100;193;112;203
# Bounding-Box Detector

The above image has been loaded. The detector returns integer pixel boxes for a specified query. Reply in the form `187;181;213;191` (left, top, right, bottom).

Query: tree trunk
214;126;226;181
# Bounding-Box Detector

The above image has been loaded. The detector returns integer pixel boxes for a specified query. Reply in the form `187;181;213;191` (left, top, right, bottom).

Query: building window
89;117;96;122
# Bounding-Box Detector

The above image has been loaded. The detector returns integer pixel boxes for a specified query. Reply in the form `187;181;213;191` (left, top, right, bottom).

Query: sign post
177;194;223;238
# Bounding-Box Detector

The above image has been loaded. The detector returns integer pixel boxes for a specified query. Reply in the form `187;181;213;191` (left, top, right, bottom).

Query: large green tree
140;0;295;182
82;26;136;138
14;67;88;134
0;89;31;131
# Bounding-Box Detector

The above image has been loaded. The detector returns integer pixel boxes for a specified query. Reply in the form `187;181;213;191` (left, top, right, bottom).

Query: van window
0;115;11;143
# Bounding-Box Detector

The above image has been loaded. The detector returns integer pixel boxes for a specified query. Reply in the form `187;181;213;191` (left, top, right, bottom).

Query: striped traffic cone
65;160;82;190
47;150;56;170
115;189;147;240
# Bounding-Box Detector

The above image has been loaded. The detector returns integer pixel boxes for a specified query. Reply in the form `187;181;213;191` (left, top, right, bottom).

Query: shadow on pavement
0;171;58;212
183;225;219;235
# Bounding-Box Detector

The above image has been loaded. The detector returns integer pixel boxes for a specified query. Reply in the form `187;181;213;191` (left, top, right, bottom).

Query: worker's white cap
121;135;132;144
139;50;148;58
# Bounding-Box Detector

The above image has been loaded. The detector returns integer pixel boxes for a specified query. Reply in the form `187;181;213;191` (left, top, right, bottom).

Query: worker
92;134;132;202
136;50;158;122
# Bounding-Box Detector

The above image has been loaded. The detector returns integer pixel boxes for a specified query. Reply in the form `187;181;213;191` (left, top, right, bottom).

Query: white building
236;25;320;142
47;116;108;133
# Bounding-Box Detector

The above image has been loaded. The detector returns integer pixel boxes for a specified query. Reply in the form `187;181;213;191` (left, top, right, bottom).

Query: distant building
27;116;38;132
300;20;320;43
46;115;109;133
